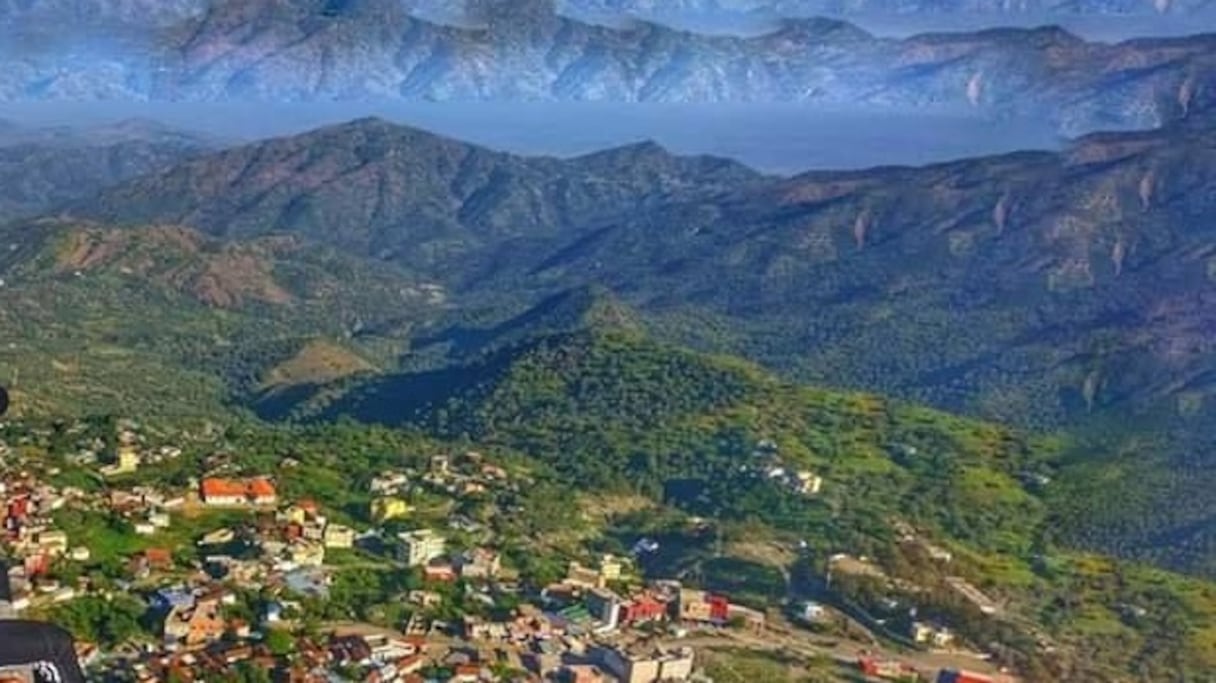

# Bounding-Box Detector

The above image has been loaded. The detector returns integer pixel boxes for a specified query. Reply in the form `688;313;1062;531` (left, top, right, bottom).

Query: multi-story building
398;529;445;567
594;646;695;683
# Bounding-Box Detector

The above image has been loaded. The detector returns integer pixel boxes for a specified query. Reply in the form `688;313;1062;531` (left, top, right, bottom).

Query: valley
0;3;1214;680
0;110;1210;680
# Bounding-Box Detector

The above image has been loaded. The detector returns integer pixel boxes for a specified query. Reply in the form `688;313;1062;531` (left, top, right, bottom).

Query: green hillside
316;314;1216;680
72;115;1216;575
323;312;1050;551
0;214;1212;680
0;219;442;419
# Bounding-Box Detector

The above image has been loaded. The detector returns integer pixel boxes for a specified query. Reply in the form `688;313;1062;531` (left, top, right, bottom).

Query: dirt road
665;626;1010;681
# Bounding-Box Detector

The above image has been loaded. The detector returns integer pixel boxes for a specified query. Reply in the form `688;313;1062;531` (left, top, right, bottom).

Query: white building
398;529;446;567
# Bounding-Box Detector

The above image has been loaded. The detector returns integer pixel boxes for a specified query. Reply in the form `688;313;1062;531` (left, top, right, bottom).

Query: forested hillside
18;111;1216;578
0;220;442;419
312;308;1216;681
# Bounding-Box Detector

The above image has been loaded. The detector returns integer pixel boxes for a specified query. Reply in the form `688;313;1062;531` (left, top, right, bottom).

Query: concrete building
458;547;501;579
100;446;140;477
398;529;445;567
912;621;956;648
599;554;624;582
323;524;356;549
583;588;622;631
594;645;695;683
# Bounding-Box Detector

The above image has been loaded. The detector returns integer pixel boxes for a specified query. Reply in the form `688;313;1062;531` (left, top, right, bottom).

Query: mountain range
74;117;762;277
557;0;1214;17
0;108;1185;576
0;119;216;223
0;100;1214;682
5;0;1210;25
3;0;1215;136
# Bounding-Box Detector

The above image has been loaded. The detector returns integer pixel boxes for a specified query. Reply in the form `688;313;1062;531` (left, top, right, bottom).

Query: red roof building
201;478;278;506
621;594;667;625
144;548;173;570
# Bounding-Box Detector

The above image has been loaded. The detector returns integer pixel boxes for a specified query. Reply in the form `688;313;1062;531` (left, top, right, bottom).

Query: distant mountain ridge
73;117;764;277
0;119;216;223
0;0;204;24
557;0;1214;17
6;0;1208;26
2;0;1215;135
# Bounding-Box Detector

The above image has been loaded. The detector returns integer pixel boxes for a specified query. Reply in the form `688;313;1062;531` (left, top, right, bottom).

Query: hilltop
75;118;761;278
0;120;215;223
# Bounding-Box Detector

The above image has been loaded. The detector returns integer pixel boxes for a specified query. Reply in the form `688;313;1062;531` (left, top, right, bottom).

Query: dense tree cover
0;221;435;422
329;328;1050;556
309;326;1216;681
46;595;149;648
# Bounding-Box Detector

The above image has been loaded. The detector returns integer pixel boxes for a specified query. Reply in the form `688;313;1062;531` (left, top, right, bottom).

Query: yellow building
599;554;624;583
323;524;356;549
118;446;139;471
371;497;411;523
101;446;140;477
282;505;309;525
288;541;326;567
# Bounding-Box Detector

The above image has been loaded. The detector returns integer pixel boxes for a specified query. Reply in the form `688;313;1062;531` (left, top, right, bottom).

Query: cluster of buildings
129;630;434;683
370;453;517;526
1;470;94;608
0;422;882;683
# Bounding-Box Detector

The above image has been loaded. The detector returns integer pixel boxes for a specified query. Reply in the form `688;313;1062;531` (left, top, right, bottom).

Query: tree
233;662;272;683
264;628;295;657
49;595;147;647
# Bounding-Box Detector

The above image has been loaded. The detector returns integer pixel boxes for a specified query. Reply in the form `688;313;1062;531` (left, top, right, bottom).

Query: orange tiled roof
145;548;172;566
201;479;246;498
201;477;277;499
247;478;277;497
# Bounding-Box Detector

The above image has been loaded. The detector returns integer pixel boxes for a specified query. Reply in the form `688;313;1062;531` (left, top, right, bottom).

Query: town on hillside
0;418;1016;683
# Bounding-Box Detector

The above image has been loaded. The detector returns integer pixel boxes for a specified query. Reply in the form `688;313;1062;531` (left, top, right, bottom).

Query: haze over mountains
0;118;216;222
556;0;1214;16
2;0;1214;138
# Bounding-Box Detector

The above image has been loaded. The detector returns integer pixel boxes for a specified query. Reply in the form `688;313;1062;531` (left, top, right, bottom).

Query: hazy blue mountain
1;0;1213;136
558;0;1214;18
0;119;216;222
0;0;204;24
